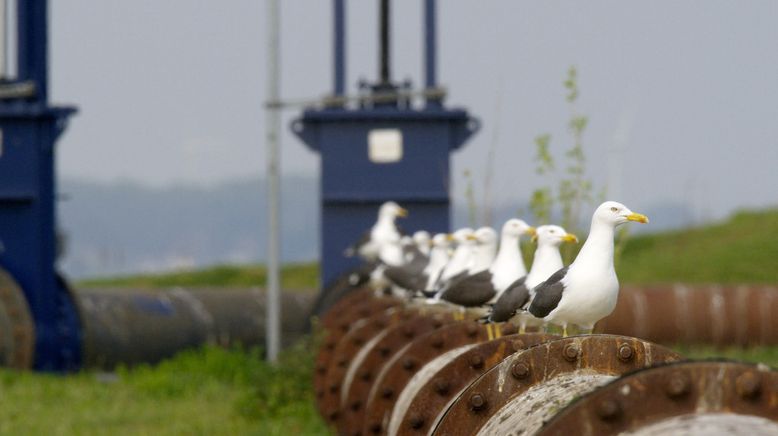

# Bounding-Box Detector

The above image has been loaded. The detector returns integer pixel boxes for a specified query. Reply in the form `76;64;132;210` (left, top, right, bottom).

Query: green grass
617;208;778;284
78;262;319;290
0;341;330;435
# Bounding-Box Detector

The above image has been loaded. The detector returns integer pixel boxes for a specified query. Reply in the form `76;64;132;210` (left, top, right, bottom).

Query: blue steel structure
0;0;80;370
293;0;479;287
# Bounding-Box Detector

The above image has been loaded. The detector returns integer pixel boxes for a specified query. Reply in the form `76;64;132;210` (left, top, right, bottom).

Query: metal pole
333;0;345;96
265;0;281;363
424;0;440;107
379;0;390;84
0;0;6;79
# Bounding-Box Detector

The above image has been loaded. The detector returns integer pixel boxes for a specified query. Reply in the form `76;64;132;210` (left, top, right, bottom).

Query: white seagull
528;201;649;336
437;227;501;307
489;224;577;329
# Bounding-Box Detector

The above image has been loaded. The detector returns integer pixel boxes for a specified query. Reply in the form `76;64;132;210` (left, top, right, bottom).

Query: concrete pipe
76;287;314;368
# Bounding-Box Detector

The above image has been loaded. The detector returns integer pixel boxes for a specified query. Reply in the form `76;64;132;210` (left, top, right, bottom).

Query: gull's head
413;230;431;248
432;233;450;249
594;201;649;227
453;228;475;245
501;218;536;239
534;224;578;247
379;201;408;219
470;227;498;246
400;235;414;247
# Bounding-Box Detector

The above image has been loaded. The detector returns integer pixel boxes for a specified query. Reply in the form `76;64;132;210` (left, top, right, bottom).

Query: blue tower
293;0;479;289
0;0;80;370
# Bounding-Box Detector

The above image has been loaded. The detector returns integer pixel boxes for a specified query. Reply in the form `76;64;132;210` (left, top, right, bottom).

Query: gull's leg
519;319;526;334
562;323;569;338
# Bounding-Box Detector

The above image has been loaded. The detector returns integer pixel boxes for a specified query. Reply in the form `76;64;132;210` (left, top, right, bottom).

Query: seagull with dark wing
528;201;649;336
437;226;499;307
489;224;577;330
345;201;407;261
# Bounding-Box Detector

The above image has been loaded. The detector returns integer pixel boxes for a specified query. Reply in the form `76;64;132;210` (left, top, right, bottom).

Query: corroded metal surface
314;295;401;413
318;287;375;331
363;321;518;435
395;333;557;436
598;285;778;346
339;311;460;436
319;305;408;422
433;334;681;436
0;268;35;369
539;360;778;436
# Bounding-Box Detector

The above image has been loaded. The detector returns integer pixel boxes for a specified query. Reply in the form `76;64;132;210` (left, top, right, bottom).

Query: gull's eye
549;229;555;234
610;207;619;213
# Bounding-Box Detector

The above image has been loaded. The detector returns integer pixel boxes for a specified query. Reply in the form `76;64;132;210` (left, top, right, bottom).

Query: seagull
528;201;649;336
435;228;475;286
437;227;501;307
344;201;407;261
422;233;452;290
489;225;577;329
383;234;431;294
412;230;432;257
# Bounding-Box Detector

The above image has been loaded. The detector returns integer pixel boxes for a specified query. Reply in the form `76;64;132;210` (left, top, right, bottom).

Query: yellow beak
446;234;455;242
561;233;579;243
525;226;537;237
626;212;649;224
531;234;538;243
466;234;478;241
397;208;409;218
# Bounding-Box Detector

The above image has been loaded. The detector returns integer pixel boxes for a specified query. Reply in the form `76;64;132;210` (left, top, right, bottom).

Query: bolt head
326;341;336;350
378;346;391;357
403;357;417;371
563;344;581;362
469;354;484;369
511;362;530;379
329;383;339;394
466;323;479;337
469;392;487;411
369;423;382;434
665;372;691;398
381;387;394;399
511;339;526;352
353;336;364;346
431;335;444;349
596;398;621;420
736;372;761;399
337;359;348;368
433;377;450;395
618;344;634;362
328;410;340;421
501;323;517;335
409;412;425;429
360;370;372;382
403;325;415;338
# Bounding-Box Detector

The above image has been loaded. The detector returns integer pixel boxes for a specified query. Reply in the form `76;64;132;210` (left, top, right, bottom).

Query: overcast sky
50;1;778;222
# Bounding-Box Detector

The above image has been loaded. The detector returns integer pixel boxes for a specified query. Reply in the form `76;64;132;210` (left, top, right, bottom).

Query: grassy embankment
0;208;775;434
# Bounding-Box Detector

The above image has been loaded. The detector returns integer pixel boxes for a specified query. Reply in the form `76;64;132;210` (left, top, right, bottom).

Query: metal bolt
432;316;444;328
381;387;394;399
316;364;327;374
618;344;634;362
352;336;364;346
511;339;526;352
409;412;425;429
431;335;444;349
328;410;340;421
665;372;690;398
403;325;415;338
563;344;580;362
337;358;348;368
466;323;479;337
736;372;761;399
511;362;530;380
596;398;622;421
433;377;450;395
369;423;382;434
469;392;487;411
329;383;339;394
350;400;361;411
403;357;417;371
326;341;336;350
379;346;391;357
469;354;484;369
340;323;350;332
360;370;372;382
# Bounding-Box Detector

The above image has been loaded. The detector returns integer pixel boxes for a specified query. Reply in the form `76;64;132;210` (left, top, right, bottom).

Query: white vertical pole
265;0;281;363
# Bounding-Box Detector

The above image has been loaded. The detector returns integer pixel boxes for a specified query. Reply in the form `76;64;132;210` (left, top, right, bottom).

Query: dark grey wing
440;271;496;307
384;266;426;292
404;245;429;273
528;267;569;318
344;231;371;257
489;276;529;322
395;223;408;236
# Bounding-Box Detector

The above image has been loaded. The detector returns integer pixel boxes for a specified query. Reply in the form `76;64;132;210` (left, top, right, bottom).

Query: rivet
596;398;621;421
337;359;348;368
563;344;580;362
316;364;327;374
511;339;526;352
469;354;484;369
469;392;487;411
403;325;415;338
329;383;339;394
665;372;690;398
409;412;425;429
326;341;336;350
431;335;444;349
432;316;444;328
340;323;350;332
403;357;417;371
360;370;372;382
736;372;761;399
328;410;340;421
501;323;517;335
466;323;479;337
350;400;361;411
352;336;364;346
379;346;391;357
369;423;382;434
433;377;450;395
617;344;634;362
381;387;394;399
511;362;530;379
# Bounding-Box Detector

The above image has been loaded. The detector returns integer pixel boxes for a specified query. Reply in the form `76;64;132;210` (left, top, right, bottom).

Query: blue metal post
0;0;80;371
333;0;346;96
424;0;436;90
